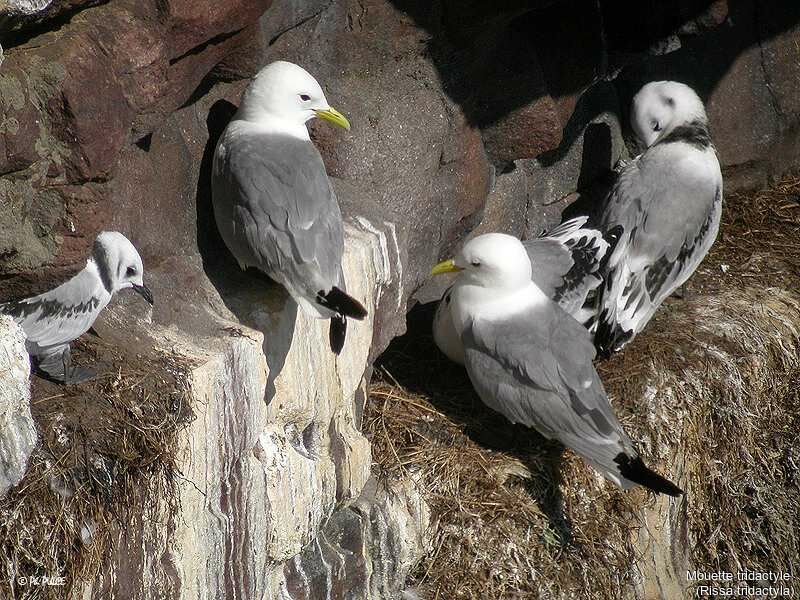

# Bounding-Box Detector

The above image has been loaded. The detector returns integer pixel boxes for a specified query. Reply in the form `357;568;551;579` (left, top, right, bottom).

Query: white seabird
433;216;610;365
431;233;682;495
212;61;367;354
0;231;153;384
594;81;722;356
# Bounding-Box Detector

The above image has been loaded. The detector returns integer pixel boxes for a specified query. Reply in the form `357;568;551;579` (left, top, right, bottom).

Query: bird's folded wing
598;152;722;332
215;132;344;288
524;238;574;298
463;304;631;462
1;268;107;349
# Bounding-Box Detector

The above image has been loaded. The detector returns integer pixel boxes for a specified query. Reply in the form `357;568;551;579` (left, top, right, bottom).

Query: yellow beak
430;259;463;276
314;106;351;130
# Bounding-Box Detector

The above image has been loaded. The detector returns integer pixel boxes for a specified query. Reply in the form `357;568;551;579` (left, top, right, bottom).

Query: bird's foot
64;366;99;386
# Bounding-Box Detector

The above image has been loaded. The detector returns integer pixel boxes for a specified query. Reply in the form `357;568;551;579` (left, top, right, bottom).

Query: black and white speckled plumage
0;231;149;382
595;81;723;356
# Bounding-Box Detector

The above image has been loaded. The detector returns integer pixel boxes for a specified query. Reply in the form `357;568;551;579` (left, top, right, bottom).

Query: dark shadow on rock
560;121;621;226
384;0;718;128
537;84;620;170
386;0;800;172
376;301;573;541
196;98;296;403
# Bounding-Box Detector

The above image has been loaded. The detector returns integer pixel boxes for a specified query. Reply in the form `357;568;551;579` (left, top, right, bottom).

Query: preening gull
431;233;682;495
595;81;722;356
0;232;153;384
212;60;367;355
433;217;611;365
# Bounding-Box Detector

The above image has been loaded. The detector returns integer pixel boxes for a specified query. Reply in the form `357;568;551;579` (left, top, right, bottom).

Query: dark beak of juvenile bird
132;284;154;305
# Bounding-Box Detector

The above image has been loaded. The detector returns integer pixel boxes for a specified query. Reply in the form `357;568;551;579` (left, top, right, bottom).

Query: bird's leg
61;345;98;385
62;346;73;385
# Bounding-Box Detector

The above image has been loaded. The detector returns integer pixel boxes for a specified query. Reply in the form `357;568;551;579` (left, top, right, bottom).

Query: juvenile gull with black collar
594;81;722;356
0;232;153;384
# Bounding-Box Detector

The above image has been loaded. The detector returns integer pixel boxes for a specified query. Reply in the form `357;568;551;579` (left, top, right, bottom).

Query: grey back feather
598;140;722;340
462;302;636;481
525;217;608;316
524;238;574;297
212;126;344;300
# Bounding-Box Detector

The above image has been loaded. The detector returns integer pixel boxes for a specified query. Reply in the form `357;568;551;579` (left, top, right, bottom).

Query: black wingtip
615;453;684;497
599;225;624;271
593;315;632;359
329;315;347;355
317;287;368;320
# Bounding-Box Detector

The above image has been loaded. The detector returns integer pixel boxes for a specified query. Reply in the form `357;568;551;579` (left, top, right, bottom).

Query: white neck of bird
450;281;546;333
233;106;311;141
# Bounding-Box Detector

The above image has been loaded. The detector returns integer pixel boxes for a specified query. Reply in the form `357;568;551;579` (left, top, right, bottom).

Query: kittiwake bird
0;231;153;384
212;60;367;355
431;233;683;495
433;217;611;365
594;81;722;356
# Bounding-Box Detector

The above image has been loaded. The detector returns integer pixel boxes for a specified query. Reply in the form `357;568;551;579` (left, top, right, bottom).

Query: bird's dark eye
300;94;311;102
471;260;481;267
126;266;137;276
651;120;662;132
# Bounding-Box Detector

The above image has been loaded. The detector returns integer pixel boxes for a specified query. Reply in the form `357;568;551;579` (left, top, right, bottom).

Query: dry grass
365;177;800;599
0;342;194;599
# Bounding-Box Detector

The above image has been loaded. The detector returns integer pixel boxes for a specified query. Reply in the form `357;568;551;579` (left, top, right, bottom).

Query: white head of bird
237;61;350;135
631;81;707;148
432;233;533;292
93;232;153;304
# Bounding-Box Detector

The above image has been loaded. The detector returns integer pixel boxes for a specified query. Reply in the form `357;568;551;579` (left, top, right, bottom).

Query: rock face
78;223;428;599
285;476;430;600
0;316;36;498
0;0;799;598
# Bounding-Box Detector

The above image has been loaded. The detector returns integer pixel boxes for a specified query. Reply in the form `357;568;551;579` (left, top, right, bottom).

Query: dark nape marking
658;120;712;150
316;287;368;320
92;239;114;294
614;453;683;496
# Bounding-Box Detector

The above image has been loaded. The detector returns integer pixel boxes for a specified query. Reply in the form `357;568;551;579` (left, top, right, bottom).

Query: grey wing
524;238;574;297
0;267;109;354
212;129;344;297
463;303;635;483
525;217;609;320
596;147;722;347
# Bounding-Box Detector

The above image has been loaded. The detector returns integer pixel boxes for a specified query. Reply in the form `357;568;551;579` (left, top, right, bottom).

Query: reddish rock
481;93;563;166
160;0;273;58
0;0;271;295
